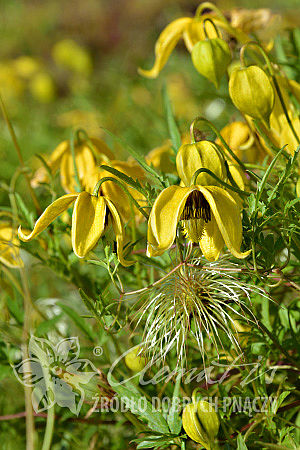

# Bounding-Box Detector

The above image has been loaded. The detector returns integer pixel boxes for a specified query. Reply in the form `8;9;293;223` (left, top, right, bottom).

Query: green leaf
99;165;145;195
107;373;169;434
15;193;35;227
167;372;182;434
271;391;291;415
162;83;181;152
256;146;287;209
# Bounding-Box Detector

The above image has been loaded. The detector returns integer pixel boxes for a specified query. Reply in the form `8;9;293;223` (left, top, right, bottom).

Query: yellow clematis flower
96;159;146;224
18;191;133;266
147;141;250;261
216;121;264;163
31;137;114;193
257;76;300;154
0;223;23;268
138;11;249;79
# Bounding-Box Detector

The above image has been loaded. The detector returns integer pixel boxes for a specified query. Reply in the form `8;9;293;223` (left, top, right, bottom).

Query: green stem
191;168;250;197
41;405;55;450
190;117;259;183
93;176;149;219
272;75;300;144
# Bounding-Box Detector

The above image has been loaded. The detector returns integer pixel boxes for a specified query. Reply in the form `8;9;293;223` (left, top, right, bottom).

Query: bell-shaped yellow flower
147;142;250;261
0;223;23;268
229;66;275;124
85;159;146;224
176;141;226;187
216;121;264;163
31;137;114;193
18;192;133;266
191;37;231;88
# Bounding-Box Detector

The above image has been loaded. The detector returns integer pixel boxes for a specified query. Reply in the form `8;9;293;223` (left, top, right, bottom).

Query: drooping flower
147;141;250;261
18;191;133;266
259;75;300;154
138;12;248;79
0;223;23;268
31;136;114;193
216;121;264;163
95;160;146;224
229;66;275;124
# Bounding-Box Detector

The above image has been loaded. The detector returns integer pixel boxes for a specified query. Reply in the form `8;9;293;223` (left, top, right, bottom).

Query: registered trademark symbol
93;346;103;357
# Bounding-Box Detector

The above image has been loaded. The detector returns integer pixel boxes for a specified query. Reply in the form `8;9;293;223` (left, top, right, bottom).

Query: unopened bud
182;400;220;448
192;38;231;88
229;65;274;123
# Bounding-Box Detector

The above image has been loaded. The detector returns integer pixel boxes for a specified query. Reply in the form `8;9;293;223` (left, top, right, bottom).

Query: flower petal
176;141;226;187
147;185;192;256
89;138;114;161
100;160;145;223
18;194;78;242
71;192;106;258
200;215;224;261
138;18;192;79
104;198;134;267
198;186;250;259
31;140;68;188
60;145;97;193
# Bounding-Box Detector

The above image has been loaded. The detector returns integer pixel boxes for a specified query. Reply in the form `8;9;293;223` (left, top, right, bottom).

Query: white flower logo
13;336;98;415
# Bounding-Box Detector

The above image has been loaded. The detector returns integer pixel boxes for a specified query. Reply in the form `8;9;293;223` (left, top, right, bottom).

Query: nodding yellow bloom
96;160;146;224
258;76;300;154
146;134;190;174
31;137;114;193
147;141;250;261
138;12;249;79
216;121;264;163
18;192;133;266
0;224;23;268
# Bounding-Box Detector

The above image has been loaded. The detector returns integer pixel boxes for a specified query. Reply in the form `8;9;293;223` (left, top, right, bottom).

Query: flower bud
229;65;274;123
191;38;231;88
182;400;220;448
125;347;146;372
176;141;226;187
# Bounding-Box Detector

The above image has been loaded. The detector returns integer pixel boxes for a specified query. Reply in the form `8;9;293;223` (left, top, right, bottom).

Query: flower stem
41;405;55;450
